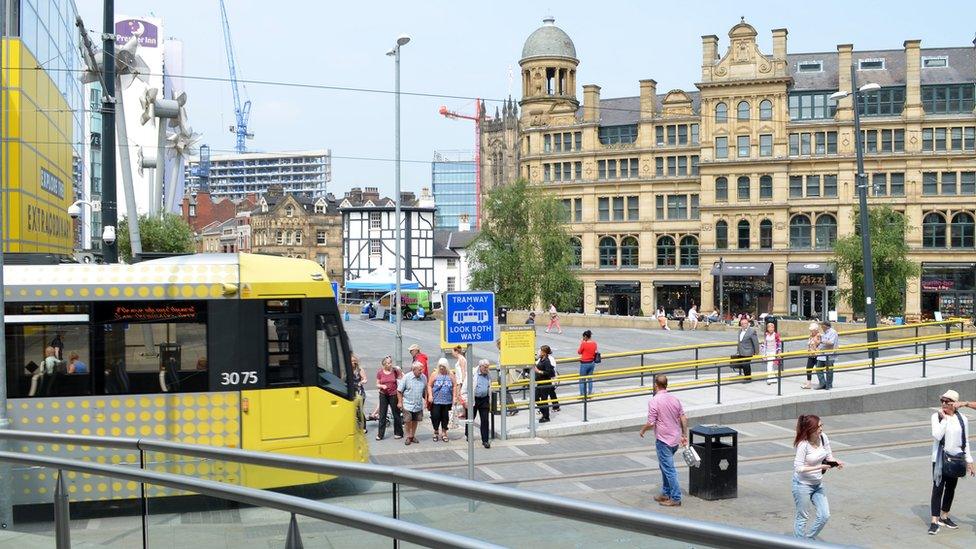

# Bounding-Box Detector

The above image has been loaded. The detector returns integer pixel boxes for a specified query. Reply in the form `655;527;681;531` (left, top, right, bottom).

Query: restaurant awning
787;262;836;274
709;262;773;277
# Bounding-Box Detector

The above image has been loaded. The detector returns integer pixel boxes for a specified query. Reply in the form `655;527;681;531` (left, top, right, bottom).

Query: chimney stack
836;44;854;121
772;28;788;76
639;79;657;119
582;84;601;123
701;35;719;81
904;40;923;117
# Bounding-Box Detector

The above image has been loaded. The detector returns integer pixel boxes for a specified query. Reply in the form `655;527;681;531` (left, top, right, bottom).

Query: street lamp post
388;34;410;368
831;70;881;354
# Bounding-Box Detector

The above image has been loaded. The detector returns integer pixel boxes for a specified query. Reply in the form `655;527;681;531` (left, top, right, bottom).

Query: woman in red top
577;330;598;396
375;356;403;440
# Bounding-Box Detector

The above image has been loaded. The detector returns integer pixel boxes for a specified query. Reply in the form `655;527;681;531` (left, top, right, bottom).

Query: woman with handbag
929;390;975;535
577;330;598;396
792;414;844;539
760;322;782;386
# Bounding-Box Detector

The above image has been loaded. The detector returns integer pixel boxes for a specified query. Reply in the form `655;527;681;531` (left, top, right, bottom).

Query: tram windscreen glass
316;314;349;396
4;320;91;398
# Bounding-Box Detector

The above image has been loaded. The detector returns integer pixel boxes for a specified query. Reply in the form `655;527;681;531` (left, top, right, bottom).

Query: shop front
711;262;773;317
787;262;838;320
596;281;641;316
920;263;976;320
654;281;701;316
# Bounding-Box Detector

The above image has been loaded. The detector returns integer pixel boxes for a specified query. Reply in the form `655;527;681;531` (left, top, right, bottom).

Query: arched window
923;213;947;248
599;237;618;268
679;236;699;267
737;101;750;121
656;236;676;267
737;220;751;249
715;177;729;201
570;237;582;267
759;99;773;120
760;219;773;249
716;220;728;249
737;176;751;201
951;213;974;248
620;236;639;268
790;215;812;248
815;214;837;249
715;102;728;124
760;175;773;199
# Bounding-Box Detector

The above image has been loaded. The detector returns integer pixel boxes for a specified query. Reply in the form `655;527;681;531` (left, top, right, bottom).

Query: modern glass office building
1;0;84;253
431;151;477;229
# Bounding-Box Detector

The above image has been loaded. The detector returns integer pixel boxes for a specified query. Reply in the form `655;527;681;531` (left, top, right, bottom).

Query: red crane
438;100;483;229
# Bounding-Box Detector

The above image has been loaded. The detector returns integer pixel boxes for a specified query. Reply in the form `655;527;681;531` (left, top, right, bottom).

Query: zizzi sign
115;19;159;48
40;168;65;199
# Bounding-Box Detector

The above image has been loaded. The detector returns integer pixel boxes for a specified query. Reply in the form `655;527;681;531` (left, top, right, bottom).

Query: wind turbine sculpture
78;24;150;259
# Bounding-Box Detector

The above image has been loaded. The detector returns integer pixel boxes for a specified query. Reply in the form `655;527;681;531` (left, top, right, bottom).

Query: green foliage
834;206;920;317
118;213;195;263
469;179;582;310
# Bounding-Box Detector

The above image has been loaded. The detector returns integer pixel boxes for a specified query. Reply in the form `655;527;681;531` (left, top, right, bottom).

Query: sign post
499;325;536;438
444;292;495;510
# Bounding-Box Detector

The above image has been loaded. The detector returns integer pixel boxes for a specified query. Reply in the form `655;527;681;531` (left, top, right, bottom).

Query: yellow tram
2;253;367;507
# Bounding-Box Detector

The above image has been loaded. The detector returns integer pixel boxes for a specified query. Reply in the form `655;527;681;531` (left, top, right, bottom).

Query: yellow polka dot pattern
1;263;239;302
7;392;241;505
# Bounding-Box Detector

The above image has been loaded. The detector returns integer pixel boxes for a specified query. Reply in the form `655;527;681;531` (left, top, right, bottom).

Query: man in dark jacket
733;317;761;383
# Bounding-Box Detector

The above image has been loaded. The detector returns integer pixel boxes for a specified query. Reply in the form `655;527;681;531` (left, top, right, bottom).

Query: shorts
404;409;424;422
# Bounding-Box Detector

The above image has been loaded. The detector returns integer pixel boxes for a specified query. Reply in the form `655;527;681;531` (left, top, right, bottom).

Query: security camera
102;225;117;246
68;203;82;219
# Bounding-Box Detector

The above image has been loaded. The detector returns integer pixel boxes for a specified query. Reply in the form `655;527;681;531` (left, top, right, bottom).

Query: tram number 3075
220;371;259;386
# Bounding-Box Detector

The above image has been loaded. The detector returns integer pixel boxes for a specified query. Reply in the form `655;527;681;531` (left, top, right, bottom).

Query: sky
77;0;976;199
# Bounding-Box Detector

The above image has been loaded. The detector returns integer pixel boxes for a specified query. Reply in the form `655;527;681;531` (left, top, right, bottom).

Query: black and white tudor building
341;187;436;289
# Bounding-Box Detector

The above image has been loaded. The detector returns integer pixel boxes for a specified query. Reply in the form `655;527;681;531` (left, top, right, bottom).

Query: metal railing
0;430;824;549
493;320;974;434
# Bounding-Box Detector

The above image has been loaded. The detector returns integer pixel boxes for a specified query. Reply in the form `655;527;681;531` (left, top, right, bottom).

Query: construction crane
218;0;253;153
438;100;483;229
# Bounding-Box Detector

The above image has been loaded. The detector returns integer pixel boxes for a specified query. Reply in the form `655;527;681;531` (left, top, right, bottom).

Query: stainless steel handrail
0;430;826;548
0;450;496;549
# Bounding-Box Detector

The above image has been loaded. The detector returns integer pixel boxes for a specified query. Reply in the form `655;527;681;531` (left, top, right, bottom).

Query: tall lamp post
387;34;410;368
830;70;881;354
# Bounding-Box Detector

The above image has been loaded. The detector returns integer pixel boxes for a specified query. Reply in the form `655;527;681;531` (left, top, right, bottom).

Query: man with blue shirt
398;361;429;445
816;321;839;390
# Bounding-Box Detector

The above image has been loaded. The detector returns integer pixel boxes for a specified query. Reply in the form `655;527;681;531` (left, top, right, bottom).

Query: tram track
410;419;933;472
394;419;975;488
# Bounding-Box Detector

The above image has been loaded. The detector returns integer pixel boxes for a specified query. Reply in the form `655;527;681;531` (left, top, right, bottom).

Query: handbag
593;352;602;364
941;413;968;478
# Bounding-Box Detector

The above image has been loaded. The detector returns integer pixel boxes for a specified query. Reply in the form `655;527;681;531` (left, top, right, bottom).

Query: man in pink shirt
639;375;688;507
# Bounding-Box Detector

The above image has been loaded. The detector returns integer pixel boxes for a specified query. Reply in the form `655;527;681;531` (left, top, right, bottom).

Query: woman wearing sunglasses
929;390;975;535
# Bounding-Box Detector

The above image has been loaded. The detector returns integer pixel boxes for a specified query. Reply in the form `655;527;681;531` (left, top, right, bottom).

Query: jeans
792;476;830;539
931;474;959;517
816;358;834;389
656;439;680;502
579;362;595;396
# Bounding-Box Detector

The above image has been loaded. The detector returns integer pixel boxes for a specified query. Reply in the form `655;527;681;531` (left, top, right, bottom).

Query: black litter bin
498;307;509;325
688;425;737;500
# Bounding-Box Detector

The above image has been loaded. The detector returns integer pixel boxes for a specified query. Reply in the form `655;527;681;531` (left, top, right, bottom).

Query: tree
118;213;195;263
469;179;582;310
834;206;919;317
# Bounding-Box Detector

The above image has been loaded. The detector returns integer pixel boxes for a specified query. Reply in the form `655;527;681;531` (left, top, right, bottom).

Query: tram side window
4;323;91;398
266;300;303;385
103;322;208;394
315;314;349;397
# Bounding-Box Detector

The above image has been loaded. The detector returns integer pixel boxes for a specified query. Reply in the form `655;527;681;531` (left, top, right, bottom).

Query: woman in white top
451;345;468;422
687;304;699;331
792;414;844;539
760;322;781;386
928;390;975;535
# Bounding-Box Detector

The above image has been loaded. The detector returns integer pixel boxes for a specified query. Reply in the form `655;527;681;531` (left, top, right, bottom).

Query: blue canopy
345;266;420;291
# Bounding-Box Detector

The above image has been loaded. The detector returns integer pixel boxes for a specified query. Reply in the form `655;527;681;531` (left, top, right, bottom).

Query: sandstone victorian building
481;17;976;320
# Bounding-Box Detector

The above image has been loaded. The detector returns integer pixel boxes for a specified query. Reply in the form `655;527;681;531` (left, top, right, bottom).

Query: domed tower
519;17;579;120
